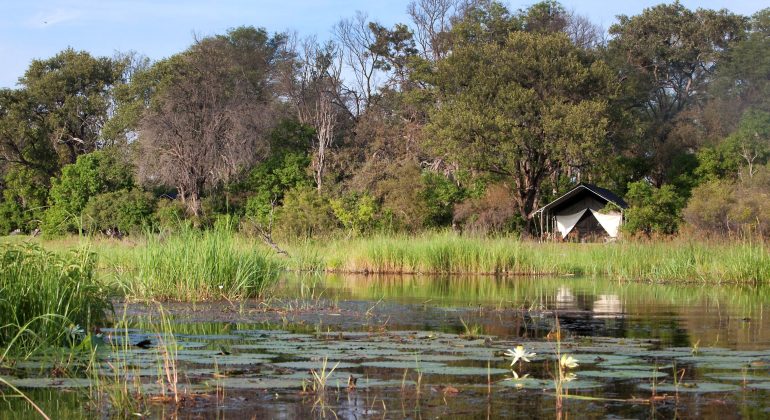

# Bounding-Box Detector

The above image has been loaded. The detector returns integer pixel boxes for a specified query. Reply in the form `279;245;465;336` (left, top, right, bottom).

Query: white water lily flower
504;345;536;366
560;354;579;369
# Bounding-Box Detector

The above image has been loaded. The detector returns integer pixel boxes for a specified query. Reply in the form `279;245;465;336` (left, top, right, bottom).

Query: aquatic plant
288;232;770;282
116;225;283;301
0;243;111;351
504;345;537;367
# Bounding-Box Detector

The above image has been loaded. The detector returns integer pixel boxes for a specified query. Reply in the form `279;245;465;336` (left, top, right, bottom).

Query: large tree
0;49;125;178
136;27;286;216
426;31;616;224
607;3;746;184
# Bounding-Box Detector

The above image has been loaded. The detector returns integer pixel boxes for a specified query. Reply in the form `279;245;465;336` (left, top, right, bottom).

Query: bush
244;151;311;224
684;167;770;237
153;198;188;231
421;172;465;228
453;183;520;234
0;166;48;234
83;188;157;236
330;192;380;235
42;150;134;236
623;181;685;236
274;186;337;240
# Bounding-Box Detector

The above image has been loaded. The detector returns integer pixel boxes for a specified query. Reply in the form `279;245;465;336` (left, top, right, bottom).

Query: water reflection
592;294;622;318
277;273;770;349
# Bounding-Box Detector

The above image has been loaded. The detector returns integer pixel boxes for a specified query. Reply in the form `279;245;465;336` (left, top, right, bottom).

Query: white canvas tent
534;184;627;241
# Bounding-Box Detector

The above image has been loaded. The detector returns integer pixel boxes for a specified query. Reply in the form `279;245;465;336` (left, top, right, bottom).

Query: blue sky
0;0;766;88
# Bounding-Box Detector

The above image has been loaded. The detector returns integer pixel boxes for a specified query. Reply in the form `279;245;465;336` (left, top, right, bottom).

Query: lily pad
385;354;469;362
705;373;769;382
273;361;360;370
360;361;445;369
417;366;511;376
637;382;741;393
578;370;668;380
7;377;92;388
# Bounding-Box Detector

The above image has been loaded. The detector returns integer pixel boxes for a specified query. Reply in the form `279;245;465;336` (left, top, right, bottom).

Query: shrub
0;166;48;234
453;183;520;234
153;198;188;231
274;186;337;240
42;150;134;236
684;167;770;237
623;181;685;236
330;192;380;235
83;188;157;236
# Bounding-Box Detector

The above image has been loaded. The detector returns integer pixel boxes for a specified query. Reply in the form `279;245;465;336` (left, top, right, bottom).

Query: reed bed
288;233;770;283
114;226;283;301
0;243;111;352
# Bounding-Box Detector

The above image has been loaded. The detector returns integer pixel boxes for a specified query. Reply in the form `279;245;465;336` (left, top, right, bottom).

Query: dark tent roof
535;183;627;215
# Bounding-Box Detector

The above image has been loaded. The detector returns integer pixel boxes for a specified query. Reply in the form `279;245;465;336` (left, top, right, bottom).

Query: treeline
1;1;769;240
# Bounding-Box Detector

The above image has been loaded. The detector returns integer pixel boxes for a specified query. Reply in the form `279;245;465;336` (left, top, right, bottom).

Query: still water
3;275;770;419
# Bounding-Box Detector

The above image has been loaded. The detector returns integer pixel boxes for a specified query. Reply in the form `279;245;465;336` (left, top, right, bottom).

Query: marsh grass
115;226;283;301
0;243;111;352
289;233;770;282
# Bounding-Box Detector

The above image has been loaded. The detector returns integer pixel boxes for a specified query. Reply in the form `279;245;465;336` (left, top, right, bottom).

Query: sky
0;0;766;88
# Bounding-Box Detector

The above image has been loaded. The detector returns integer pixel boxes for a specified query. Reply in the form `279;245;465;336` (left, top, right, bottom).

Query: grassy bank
288;233;770;283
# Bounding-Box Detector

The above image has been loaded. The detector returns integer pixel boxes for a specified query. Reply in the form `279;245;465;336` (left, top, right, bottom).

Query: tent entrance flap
590;210;622;238
555;209;587;238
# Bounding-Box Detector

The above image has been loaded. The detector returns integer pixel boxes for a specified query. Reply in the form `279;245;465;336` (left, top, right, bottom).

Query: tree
137;27;286;216
0;49;125;177
426;31;616;224
287;38;349;192
608;4;746;184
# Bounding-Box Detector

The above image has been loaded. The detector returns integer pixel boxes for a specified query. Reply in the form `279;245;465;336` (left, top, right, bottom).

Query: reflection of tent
592;294;622;318
534;184;628;241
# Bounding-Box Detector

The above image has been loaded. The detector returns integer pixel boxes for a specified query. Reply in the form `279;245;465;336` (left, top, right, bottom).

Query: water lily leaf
179;354;275;365
578;370;668;380
361;361;445;369
705;373;769;382
209;377;299;389
417;366;510;376
273;361;360;370
385;354;469;362
637;382;740;393
7;377;92;388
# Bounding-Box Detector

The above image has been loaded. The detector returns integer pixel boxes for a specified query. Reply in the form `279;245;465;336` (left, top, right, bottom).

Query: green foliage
0;166;48;234
330;192;379;235
427;30;615;221
685;167;770;237
608;3;747;184
0;243;111;351
245;152;311;224
42;150;134;236
153;199;188;231
117;225;282;301
623;181;686;236
274;186;337;240
83;189;157;235
421;172;465;227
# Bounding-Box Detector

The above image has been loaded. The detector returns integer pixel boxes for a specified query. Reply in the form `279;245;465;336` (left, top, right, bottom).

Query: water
3;274;770;419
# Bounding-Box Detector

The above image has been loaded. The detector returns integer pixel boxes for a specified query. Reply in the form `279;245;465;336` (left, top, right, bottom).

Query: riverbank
288;233;770;283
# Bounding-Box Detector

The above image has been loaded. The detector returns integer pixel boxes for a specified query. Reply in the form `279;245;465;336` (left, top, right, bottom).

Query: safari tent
534;184;627;241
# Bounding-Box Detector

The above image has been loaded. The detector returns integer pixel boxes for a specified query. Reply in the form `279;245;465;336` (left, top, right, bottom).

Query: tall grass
0;243;111;352
115;226;283;301
288;233;770;283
